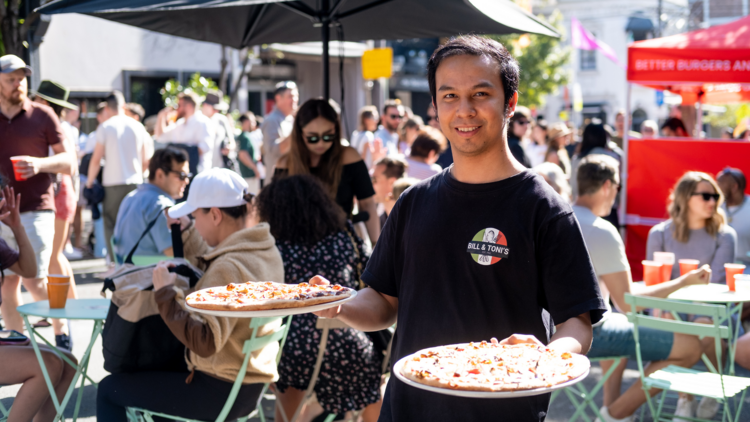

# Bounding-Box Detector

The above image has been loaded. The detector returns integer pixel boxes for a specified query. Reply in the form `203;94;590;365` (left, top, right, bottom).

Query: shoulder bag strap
124;209;168;265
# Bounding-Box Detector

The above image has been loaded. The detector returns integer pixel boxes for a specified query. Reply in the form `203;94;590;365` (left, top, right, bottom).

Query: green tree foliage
160;72;222;108
1;0;40;57
488;10;571;108
703;104;750;130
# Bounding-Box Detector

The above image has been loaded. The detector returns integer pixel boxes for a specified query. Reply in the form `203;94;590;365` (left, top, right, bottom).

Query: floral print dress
275;228;383;414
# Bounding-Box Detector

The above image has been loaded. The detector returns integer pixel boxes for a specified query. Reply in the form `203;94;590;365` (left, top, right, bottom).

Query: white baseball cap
167;168;249;219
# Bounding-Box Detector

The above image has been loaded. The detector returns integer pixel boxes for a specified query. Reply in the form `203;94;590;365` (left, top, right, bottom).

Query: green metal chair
625;293;750;422
126;315;292;422
549;356;627;422
0;390;10;422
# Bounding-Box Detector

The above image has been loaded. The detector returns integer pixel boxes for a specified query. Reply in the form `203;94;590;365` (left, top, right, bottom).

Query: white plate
185;289;357;317
393;354;589;398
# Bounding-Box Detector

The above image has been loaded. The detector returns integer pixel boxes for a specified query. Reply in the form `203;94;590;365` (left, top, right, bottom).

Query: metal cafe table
17;298;110;421
663;282;750;376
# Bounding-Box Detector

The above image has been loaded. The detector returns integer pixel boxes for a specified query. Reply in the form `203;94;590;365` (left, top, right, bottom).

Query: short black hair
148;146;188;182
382;99;402;116
428;35;519;112
661;117;687;134
105;90;125;112
238;111;256;124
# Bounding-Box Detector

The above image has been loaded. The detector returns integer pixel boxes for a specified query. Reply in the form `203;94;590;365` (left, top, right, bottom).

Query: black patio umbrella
37;0;560;98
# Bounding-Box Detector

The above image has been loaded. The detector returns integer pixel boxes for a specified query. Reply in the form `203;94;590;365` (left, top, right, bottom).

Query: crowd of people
0;31;749;422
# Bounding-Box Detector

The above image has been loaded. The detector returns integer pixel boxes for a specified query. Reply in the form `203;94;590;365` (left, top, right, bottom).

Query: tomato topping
467;368;481;374
562;352;572;359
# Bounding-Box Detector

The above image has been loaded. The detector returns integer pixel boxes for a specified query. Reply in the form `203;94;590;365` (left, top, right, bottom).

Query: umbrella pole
322;0;330;100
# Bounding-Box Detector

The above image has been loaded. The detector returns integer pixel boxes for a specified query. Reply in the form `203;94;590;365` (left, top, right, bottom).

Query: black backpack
101;214;201;373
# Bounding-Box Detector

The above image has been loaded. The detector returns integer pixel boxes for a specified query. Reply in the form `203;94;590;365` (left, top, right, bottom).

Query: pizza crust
400;341;590;393
185;281;355;312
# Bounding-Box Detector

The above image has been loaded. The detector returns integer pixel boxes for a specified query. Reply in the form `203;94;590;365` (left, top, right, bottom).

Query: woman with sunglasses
646;171;737;420
647;171;736;284
506;106;532;168
275;99;380;243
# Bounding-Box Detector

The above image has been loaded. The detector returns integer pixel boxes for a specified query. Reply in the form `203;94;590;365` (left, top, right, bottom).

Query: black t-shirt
274;160;375;216
362;168;605;422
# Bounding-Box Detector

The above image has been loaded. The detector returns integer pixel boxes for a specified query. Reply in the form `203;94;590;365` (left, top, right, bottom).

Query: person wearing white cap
96;168;285;421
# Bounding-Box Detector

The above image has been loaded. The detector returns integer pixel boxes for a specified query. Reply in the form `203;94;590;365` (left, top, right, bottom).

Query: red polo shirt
0;98;64;213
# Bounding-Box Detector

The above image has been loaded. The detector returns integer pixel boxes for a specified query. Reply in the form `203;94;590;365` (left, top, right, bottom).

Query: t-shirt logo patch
467;228;509;266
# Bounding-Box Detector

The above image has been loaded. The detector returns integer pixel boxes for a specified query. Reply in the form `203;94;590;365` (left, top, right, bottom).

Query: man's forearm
548;313;593;354
336;287;397;332
38;152;75;175
87;161;101;185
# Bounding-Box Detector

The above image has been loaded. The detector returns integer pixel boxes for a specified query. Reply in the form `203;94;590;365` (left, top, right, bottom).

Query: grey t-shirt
260;108;293;180
647;220;737;283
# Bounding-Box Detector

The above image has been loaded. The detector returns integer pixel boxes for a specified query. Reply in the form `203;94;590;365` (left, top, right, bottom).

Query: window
580;49;597;71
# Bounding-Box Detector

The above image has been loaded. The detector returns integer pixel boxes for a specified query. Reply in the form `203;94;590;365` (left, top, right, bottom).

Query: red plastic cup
10;156;26;181
653;252;675;282
726;264;746;292
679;259;700;276
643;260;664;286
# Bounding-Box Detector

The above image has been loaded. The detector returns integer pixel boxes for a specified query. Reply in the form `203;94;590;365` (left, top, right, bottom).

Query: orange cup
679;259;700;276
725;264;746;292
47;274;70;284
10;156;25;181
48;283;70;309
643;260;664;286
653;252;675;282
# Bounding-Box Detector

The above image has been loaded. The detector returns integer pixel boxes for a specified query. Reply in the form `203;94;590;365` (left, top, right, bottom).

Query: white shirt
525;142;547;168
723;195;750;266
405;157;442;181
158;112;215;173
351;130;375;169
96;114;149;186
210;112;235;169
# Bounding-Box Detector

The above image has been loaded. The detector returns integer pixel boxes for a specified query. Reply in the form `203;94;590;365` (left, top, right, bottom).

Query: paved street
2;259;749;421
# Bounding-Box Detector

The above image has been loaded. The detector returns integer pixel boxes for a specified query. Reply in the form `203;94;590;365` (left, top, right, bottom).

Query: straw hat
547;122;571;141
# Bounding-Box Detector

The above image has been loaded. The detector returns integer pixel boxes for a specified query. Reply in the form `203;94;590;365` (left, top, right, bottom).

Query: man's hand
310;275;342;318
12;156;41;179
153;261;178;291
370;138;386;162
499;334;545;347
0;187;22;229
683;265;711;286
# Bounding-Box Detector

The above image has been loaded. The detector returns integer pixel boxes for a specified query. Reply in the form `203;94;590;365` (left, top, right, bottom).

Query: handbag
101;213;202;373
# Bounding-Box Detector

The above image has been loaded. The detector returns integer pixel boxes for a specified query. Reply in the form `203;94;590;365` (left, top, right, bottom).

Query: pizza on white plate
185;281;355;312
400;338;590;392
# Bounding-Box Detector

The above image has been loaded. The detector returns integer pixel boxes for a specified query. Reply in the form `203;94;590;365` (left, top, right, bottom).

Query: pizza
185;281;355;312
400;338;589;392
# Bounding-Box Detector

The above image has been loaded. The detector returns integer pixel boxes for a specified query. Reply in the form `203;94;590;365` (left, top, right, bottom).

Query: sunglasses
305;134;336;144
388;114;404;120
169;170;192;181
692;192;720;201
516;120;530;125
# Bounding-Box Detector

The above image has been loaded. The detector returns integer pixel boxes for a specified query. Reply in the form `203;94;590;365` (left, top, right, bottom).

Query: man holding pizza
314;35;606;421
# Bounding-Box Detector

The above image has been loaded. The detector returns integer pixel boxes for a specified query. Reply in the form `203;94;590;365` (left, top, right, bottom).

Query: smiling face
434;54;516;158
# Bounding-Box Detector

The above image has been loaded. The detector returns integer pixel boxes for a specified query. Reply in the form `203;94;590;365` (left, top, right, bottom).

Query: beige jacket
172;222;285;384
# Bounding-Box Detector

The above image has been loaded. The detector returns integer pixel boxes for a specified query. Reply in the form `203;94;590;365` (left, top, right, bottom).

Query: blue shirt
114;183;175;259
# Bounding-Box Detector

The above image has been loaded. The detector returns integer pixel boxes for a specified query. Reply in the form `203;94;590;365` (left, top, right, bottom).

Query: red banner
626;138;750;280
